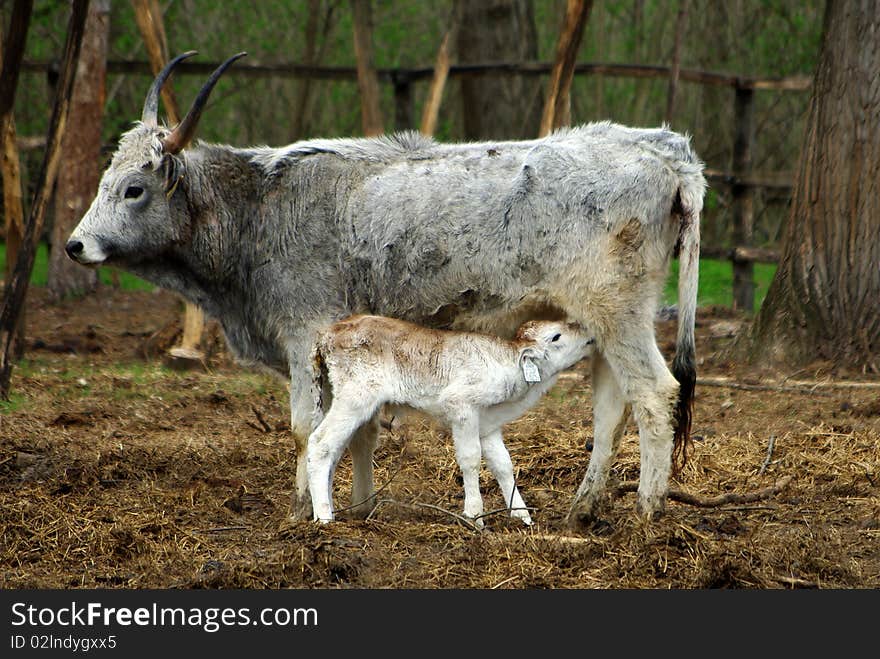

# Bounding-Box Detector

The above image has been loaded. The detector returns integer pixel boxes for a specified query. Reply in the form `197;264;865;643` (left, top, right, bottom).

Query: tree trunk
350;0;383;136
47;0;107;300
736;0;880;371
1;0;89;399
538;0;592;137
292;0;336;141
1;13;28;359
420;30;452;136
455;0;541;140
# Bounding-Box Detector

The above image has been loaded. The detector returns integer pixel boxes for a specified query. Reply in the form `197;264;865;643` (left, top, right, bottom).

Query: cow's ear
162;154;184;198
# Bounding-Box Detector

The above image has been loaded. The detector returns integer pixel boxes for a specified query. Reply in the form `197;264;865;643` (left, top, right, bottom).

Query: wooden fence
16;57;810;311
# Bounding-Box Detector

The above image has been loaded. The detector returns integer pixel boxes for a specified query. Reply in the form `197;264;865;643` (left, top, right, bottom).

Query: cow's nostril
65;239;84;259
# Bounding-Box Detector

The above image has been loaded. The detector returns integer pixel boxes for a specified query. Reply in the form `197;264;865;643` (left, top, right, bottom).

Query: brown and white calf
306;315;595;527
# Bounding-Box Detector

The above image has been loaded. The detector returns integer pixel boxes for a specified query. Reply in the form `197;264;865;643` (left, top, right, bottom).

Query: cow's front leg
289;349;333;521
288;374;320;522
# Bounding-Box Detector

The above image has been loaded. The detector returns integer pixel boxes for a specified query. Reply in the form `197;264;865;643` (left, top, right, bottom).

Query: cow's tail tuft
671;167;703;477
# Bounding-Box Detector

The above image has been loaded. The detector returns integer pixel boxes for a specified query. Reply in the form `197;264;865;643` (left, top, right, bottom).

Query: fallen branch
696;378;832;396
699;376;880;393
615;475;793;507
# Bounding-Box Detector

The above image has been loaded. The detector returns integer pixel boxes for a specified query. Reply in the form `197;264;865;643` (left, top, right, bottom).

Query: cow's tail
670;164;704;476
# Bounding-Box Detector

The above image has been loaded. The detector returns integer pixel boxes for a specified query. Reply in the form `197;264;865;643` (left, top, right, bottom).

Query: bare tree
47;0;109;300
736;0;880;371
455;0;542;140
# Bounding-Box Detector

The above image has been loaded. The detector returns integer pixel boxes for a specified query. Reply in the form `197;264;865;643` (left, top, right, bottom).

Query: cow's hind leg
347;415;380;518
568;350;630;527
605;333;680;519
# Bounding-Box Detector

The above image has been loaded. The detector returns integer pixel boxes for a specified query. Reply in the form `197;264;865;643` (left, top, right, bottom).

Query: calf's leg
480;429;532;525
306;398;378;523
450;412;486;528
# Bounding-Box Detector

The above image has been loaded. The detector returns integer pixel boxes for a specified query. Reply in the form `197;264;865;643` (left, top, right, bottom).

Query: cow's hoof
635;495;666;521
288;493;313;522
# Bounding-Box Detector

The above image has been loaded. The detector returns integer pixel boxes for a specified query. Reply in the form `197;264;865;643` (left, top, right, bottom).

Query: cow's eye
124;185;144;199
551;333;561;342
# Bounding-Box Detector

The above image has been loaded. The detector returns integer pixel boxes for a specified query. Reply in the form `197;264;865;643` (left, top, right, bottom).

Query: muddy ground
1;287;878;589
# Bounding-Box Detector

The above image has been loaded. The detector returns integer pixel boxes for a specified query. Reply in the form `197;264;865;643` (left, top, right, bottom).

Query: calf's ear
519;345;545;363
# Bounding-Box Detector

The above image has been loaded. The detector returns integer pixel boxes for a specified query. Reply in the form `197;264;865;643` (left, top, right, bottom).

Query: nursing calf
307;316;595;527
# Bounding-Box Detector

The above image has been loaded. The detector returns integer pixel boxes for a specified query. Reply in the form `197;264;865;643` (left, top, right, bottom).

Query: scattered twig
524;533;593;545
473;505;536;523
336;445;407;516
490;575;520;589
250;405;273;433
370;498;482;533
775;574;818;589
614;475;793;507
758;434;776;475
198;525;249;533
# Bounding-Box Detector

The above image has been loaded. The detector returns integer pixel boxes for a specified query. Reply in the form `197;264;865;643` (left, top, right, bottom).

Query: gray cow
67;53;705;525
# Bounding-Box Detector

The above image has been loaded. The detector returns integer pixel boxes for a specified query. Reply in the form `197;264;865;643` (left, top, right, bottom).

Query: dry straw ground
1;288;878;589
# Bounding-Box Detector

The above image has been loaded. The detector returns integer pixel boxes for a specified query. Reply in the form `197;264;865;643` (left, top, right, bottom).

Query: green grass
665;258;776;312
3;242;776;312
0;242;153;291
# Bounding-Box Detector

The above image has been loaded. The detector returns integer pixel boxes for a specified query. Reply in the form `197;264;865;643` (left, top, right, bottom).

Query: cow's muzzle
65;239;84;260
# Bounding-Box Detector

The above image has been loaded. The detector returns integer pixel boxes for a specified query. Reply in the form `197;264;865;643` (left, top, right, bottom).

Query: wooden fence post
392;74;412;132
731;84;755;312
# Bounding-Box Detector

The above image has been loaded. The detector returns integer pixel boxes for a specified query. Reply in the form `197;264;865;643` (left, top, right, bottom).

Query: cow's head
66;51;245;267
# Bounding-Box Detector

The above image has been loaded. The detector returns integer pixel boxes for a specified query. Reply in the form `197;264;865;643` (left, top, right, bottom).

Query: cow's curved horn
162;52;247;155
141;50;198;127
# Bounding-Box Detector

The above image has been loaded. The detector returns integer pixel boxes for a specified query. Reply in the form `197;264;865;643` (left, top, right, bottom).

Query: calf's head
515;320;595;374
65;51;245;267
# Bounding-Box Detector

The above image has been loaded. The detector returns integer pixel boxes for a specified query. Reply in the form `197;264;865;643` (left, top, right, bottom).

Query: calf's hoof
511;509;533;526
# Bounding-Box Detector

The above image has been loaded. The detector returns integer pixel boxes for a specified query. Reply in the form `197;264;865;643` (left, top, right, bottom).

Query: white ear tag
521;357;541;383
